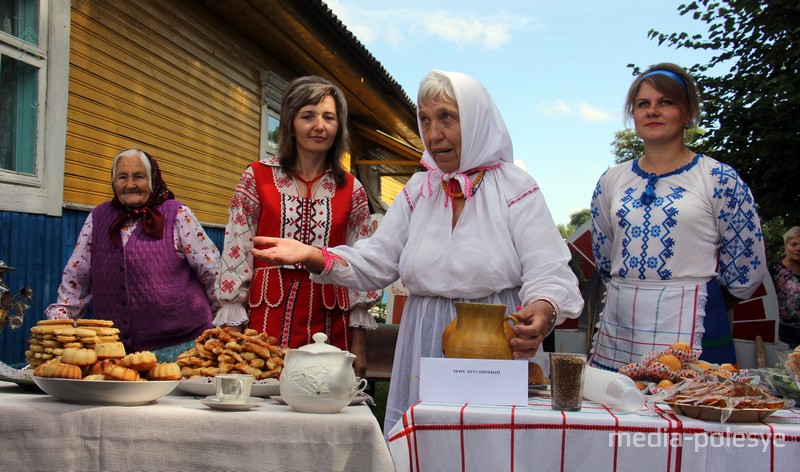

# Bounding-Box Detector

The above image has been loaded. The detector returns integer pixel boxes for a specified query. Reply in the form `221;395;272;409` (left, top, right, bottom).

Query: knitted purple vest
91;199;212;352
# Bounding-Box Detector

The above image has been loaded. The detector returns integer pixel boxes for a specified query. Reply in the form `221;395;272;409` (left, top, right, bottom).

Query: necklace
441;169;486;199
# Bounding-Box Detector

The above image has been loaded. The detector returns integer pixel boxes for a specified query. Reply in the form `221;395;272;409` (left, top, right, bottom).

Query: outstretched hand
251;236;318;268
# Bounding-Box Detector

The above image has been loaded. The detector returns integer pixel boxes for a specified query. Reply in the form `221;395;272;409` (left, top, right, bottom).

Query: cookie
37;319;75;326
77;319;115;328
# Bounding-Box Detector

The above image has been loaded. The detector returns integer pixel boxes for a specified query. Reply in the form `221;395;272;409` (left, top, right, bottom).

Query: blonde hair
784;226;800;244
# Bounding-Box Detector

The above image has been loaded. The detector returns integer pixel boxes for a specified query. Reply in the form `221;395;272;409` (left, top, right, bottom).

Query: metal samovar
0;261;33;332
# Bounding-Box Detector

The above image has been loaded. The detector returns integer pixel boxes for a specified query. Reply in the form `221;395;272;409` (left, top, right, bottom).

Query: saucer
201;395;263;411
271;394;369;406
271;395;288;405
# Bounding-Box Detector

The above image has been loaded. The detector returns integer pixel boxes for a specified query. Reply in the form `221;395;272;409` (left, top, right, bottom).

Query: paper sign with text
419;357;528;406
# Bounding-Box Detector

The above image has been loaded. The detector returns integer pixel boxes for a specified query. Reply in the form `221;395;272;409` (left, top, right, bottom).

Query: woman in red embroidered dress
213;76;379;376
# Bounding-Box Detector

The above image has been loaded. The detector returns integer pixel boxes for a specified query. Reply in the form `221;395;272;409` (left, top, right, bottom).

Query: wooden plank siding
381;176;407;206
64;0;281;226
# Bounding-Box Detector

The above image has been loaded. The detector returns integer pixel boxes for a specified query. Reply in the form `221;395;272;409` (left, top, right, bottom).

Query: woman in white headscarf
251;70;583;435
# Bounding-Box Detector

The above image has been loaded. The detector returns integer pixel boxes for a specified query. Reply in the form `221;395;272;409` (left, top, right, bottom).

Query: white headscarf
418;70;513;203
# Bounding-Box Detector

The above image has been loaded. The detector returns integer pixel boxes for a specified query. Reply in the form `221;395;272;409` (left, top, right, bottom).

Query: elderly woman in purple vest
45;149;221;362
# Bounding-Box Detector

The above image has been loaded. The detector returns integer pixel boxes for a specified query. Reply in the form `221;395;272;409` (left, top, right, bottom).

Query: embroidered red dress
214;157;379;350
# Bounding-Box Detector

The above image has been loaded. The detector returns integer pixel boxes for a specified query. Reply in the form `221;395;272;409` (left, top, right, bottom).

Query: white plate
177;377;280;397
201;395;263;411
32;376;179;405
271;393;369;406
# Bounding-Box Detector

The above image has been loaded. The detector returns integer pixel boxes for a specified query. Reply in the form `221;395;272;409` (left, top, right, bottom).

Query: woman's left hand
509;301;554;359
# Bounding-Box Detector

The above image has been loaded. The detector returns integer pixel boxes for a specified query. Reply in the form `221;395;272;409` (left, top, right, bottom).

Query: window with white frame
260;71;287;159
0;0;69;215
0;0;41;175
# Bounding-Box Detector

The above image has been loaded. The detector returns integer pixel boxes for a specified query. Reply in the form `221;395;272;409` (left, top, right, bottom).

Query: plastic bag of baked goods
652;373;794;423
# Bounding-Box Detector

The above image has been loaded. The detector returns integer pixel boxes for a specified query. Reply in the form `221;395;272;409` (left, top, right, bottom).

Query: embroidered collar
632;154;702;205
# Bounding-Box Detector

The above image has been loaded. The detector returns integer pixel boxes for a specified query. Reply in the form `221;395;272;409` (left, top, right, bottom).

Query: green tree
641;0;800;224
761;215;787;264
610;128;709;164
558;209;591;239
610;129;643;164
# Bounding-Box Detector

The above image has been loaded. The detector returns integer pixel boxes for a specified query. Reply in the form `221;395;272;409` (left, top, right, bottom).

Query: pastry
61;347;98;366
657;354;682;371
88;359;121;376
94;342;126;359
121;351;157;371
528;362;545;384
76;319;115;328
84;327;120;337
103;364;140;381
178;326;287;380
669;341;692;351
83;374;107;381
147;362;181;380
33;360;83;379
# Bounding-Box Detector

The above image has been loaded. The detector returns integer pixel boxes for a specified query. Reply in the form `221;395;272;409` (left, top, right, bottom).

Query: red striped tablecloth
387;395;800;472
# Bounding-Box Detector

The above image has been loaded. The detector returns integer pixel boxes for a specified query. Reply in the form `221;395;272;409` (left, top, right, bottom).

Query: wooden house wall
64;0;282;226
1;0;417;364
381;176;407;206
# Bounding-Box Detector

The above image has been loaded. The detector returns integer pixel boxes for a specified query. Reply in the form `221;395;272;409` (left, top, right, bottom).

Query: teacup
351;377;368;398
215;374;253;403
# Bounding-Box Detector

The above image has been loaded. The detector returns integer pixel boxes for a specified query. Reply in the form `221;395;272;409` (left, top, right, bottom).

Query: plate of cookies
174;326;287;397
32;377;179;405
27;319;182;405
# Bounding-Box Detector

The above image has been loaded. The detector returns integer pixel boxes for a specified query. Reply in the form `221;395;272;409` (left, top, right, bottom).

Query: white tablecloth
0;382;394;472
388;395;800;472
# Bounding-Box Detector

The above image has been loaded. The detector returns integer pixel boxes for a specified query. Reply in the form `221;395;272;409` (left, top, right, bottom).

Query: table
388;395;800;472
0;381;394;472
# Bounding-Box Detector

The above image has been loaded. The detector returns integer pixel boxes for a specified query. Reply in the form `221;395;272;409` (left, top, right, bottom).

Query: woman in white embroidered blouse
588;63;767;372
248;70;583;436
213;76;380;377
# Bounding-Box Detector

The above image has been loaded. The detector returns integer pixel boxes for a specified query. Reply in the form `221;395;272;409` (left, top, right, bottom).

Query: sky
324;0;714;226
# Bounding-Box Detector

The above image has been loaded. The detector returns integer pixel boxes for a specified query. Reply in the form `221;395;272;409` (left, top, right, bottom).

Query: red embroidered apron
247;164;353;350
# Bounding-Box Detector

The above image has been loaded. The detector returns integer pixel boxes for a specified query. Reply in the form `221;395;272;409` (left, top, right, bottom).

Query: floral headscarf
418;70;513;205
108;150;175;247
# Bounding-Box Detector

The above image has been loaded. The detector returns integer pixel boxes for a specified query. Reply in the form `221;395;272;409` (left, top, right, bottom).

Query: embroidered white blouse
590;154;767;298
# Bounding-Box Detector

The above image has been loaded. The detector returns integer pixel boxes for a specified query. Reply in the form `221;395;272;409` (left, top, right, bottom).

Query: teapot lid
297;332;343;354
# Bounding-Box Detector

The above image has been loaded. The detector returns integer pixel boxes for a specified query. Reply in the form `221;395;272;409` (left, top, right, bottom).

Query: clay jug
442;302;518;360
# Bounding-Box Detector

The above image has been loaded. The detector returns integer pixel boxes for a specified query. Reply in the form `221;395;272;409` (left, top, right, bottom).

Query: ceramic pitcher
442;302;518;359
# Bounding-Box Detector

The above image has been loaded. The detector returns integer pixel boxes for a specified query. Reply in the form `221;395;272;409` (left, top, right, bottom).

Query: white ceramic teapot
279;332;366;413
